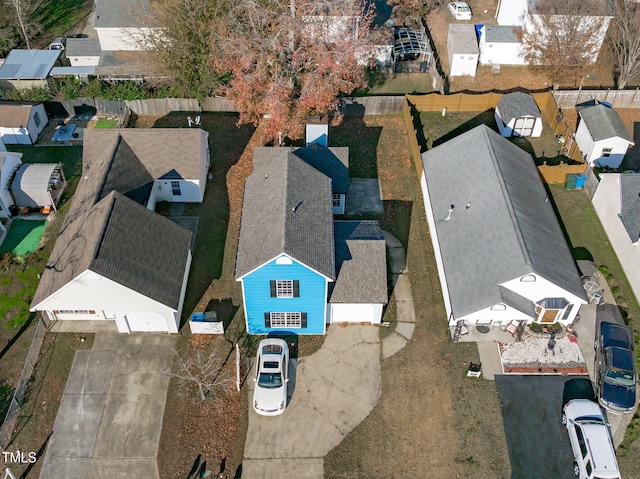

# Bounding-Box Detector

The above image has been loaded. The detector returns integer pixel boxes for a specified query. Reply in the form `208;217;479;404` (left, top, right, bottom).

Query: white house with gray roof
478;25;526;66
30;128;209;333
94;0;159;51
495;92;542;138
420;125;587;339
575;104;634;168
592;174;640;304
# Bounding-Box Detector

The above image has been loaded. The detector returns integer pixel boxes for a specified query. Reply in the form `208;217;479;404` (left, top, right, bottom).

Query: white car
448;2;473;21
253;338;289;416
562;399;620;479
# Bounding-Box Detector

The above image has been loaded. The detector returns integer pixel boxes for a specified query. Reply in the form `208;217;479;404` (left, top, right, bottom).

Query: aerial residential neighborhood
2;0;640;478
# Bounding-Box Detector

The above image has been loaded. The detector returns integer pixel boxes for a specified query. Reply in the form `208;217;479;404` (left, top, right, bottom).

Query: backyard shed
11;163;66;211
447;24;479;77
478;25;525;66
0;102;48;145
0;101;49;145
574;103;634;168
495;92;543;138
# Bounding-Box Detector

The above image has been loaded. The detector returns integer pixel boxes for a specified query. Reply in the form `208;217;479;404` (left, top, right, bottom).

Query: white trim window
269;312;302;328
171;180;182;196
276;280;294;298
601;147;612;158
332;194;342;208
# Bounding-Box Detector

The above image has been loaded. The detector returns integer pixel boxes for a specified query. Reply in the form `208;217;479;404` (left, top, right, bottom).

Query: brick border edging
0;318;47;450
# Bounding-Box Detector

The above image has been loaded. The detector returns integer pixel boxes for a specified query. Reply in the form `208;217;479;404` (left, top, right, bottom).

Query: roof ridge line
484;127;533;267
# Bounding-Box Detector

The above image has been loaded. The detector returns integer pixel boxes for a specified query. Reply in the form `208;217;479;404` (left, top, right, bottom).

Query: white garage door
126;312;168;332
331;304;375;323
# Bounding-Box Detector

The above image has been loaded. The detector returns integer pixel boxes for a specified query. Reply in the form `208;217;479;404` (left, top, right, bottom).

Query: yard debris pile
499;335;588;374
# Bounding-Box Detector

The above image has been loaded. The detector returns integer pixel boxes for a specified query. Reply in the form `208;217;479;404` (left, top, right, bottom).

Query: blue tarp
52;123;77;141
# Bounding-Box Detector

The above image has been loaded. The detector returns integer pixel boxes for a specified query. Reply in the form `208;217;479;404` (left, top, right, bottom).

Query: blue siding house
235;149;335;335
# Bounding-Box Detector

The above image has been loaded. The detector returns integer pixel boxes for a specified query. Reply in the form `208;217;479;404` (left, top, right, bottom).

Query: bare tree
387;0;444;17
167;348;235;403
520;0;610;84
609;0;640;89
2;0;47;49
145;0;375;141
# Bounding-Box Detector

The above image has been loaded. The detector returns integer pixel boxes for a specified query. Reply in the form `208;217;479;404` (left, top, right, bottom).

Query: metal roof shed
11;163;66;210
447;24;479;77
0;50;60;79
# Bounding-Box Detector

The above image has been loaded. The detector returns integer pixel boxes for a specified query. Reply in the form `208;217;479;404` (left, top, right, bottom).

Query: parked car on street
253;338;289;416
595;321;637;414
448;2;472;20
562;399;620;479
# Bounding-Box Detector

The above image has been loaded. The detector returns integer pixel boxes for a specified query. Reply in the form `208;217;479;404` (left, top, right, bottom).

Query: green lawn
548;185;640;326
0;220;46;255
94;118;119;129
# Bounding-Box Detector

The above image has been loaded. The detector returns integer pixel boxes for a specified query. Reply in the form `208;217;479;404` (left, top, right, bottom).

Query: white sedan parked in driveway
448;2;473;20
253;338;289;416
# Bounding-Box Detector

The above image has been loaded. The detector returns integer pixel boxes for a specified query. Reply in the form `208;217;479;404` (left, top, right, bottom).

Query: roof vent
444;204;454;222
292;201;303;213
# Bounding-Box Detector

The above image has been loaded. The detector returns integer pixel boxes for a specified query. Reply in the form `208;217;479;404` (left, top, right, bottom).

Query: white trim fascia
31;269;180;313
235;252;335;282
30;268;93;311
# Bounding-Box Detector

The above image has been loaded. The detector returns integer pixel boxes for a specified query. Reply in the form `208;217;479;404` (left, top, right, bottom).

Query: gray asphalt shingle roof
31;128;200;309
497;92;541;124
0;50;60;79
291;145;350;194
0;102;41;127
485;25;521;44
235;148;335;280
94;0;158;28
579;104;633;143
330;221;387;304
421;125;586;318
65;38;102;57
620;174;640;243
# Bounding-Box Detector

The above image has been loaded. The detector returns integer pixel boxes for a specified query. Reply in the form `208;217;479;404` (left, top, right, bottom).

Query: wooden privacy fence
553;89;640;109
403;91;587;184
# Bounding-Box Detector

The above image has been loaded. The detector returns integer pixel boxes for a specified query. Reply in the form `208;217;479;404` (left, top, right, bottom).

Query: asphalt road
496;375;594;479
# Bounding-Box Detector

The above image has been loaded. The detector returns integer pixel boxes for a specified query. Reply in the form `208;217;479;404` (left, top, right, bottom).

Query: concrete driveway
40;333;174;479
243;325;381;478
495;375;594;479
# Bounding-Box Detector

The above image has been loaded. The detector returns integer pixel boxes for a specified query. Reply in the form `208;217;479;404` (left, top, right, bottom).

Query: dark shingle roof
579;104;633;143
330;221;387;304
620;174;640;243
84;128;206;181
31;128;202;309
421;125;586;318
497;92;541;124
90;192;191;307
292;145;350;194
235;149;335;280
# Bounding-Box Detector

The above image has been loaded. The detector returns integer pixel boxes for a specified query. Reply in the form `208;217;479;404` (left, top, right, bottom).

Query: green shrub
598;265;609;275
0;276;11;287
530;322;542;333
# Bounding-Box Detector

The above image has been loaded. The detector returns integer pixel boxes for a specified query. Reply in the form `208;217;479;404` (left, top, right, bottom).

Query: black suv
595;321;637;414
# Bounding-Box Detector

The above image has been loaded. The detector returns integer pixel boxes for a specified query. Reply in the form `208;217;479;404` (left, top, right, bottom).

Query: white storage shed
447;24;479;77
479;25;525;66
495;92;543;138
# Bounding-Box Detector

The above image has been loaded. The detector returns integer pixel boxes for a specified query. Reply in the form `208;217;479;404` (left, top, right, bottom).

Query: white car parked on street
253;338;289;416
562;399;620;479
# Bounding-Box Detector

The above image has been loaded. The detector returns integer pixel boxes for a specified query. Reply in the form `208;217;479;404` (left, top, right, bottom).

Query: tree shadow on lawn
329;113;383;178
149;113;256;324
